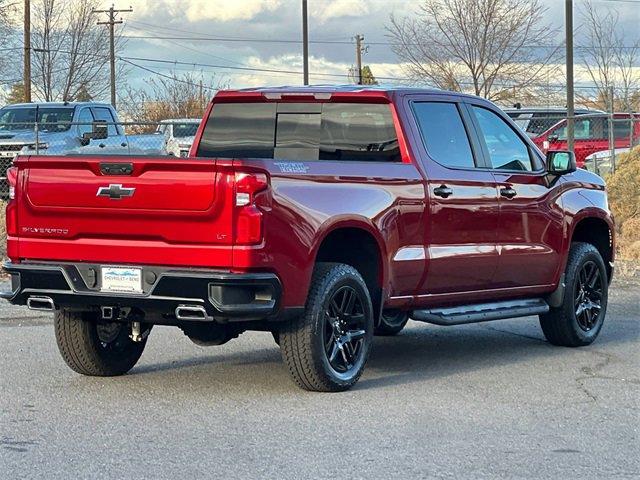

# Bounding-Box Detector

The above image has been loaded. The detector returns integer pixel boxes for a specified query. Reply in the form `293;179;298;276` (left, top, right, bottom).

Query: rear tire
540;242;608;347
54;309;147;376
374;309;409;336
280;263;374;392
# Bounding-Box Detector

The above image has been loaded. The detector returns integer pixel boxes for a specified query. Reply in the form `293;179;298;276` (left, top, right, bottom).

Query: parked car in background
532;113;640;167
157;119;200;157
0;102;166;197
583;147;631;177
504;106;600;138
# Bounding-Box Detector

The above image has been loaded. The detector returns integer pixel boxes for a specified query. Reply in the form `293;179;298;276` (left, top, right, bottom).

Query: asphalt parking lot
0;279;638;480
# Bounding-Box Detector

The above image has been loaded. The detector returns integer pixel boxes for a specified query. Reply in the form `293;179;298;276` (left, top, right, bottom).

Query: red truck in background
532;112;640;167
2;86;615;392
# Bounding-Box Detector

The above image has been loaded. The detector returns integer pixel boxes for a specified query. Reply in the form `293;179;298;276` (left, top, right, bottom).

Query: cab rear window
197;102;401;162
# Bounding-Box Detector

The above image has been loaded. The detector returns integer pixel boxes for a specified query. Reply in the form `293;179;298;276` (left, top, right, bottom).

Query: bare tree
580;2;640;111
386;0;561;101
30;0;126;102
120;70;228;132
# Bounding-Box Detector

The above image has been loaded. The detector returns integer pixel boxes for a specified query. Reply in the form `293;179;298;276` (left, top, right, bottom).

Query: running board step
411;298;549;326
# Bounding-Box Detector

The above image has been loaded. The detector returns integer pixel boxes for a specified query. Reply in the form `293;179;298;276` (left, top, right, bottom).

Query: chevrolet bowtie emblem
97;184;136;200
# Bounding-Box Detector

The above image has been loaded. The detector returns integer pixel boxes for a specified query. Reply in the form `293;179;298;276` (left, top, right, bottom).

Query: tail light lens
5;166;18;235
234;172;268;245
6;166;17;200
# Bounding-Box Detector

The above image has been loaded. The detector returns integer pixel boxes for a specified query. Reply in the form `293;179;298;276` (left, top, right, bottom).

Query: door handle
121;143;127;147
500;187;517;199
99;143;106;148
433;185;453;198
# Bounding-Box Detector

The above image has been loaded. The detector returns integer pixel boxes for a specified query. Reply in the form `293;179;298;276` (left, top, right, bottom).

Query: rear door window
197;102;401;162
610;118;632;140
551;117;607;141
530;113;563;136
412;102;476;169
91;107;119;137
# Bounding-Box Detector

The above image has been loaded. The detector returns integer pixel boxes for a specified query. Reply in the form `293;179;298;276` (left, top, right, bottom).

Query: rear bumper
1;261;293;323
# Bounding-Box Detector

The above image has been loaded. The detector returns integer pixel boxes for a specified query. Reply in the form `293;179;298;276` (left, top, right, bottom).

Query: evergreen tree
5;83;26;104
361;66;378;85
74;84;93;102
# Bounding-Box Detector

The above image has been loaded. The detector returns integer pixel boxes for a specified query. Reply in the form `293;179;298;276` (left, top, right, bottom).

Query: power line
118;34;640;50
121;54;632;90
19;46;640;93
123;21;247;68
120;59;217;91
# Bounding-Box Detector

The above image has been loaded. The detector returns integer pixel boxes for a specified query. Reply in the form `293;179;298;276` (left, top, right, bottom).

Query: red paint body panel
6;86;615;313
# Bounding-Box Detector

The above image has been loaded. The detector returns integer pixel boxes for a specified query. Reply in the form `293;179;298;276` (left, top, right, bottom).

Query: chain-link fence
0;119;201;198
0;112;638;198
505;110;640;177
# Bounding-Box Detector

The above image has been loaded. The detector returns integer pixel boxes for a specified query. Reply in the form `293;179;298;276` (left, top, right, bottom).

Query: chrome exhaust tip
175;304;209;321
27;296;55;311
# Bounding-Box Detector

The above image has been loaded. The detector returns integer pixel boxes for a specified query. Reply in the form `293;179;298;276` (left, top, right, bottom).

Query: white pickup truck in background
156;118;200;157
0;102;166;197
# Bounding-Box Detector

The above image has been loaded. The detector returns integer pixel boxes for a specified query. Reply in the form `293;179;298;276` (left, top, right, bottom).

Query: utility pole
565;0;575;152
302;0;309;85
94;5;133;108
355;34;364;85
23;0;31;103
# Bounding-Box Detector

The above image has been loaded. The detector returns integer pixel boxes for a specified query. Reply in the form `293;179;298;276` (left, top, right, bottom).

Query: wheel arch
311;219;388;321
569;211;614;281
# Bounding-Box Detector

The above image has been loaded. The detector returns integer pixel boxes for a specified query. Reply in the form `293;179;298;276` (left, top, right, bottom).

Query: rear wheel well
571;217;613;280
315;228;383;316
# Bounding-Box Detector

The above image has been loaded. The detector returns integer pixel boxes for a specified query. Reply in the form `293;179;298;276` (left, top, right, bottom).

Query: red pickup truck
532;113;640;167
2;86;615;392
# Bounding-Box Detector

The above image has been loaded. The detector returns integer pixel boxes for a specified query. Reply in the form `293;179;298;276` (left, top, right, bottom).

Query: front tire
54;309;147;376
280;263;374;392
540;242;608;347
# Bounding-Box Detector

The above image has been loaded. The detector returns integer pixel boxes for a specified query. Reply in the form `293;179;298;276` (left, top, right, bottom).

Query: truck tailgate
13;156;235;267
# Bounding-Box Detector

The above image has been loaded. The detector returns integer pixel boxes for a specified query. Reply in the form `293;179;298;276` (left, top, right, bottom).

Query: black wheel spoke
346;313;365;328
347;329;366;341
344;290;357;316
328;341;341;363
574;260;604;332
330;299;341;317
322;285;368;374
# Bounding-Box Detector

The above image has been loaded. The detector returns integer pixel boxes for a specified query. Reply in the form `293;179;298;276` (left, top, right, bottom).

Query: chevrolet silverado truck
1;86;615;392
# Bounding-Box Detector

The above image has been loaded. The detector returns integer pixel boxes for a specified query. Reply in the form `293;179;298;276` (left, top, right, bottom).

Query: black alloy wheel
323;286;367;374
574;260;603;332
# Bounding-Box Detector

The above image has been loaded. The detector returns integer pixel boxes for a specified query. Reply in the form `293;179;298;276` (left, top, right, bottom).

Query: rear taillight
6;166;17;200
5;166;18;235
234;172;268;245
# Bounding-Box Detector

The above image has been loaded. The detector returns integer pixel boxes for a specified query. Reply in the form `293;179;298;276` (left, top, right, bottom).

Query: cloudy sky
118;0;639;91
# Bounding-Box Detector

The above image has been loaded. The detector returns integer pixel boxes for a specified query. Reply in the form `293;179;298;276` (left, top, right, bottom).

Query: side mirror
547;150;577;176
80;132;91;146
92;121;108;140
